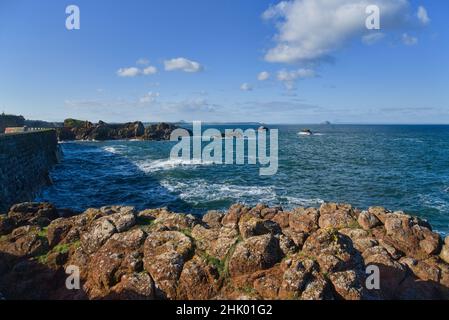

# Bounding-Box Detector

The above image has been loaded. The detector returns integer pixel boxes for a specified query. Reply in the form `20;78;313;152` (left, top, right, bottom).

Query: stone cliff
57;120;183;141
0;131;60;212
0;202;448;300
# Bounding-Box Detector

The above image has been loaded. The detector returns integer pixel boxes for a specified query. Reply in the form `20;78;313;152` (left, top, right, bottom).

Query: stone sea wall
0;130;60;212
0;202;448;300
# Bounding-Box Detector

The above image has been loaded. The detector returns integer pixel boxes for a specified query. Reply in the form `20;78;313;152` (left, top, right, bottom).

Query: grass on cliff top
63;118;85;128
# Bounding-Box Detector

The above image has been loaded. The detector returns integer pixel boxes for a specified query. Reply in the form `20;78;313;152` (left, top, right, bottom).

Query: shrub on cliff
63;118;88;128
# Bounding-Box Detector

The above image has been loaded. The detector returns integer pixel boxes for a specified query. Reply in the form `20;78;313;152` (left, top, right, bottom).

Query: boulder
238;216;280;239
251;267;283;299
80;208;136;254
328;270;365;300
271;211;290;229
289;208;319;233
8;203;58;227
84;229;147;299
440;244;449;264
282;228;309;249
383;213;441;259
222;204;250;226
302;229;363;273
318;203;356;229
228;234;283;277
47;217;76;247
143;231;193;299
279;256;333;300
0;226;48;257
357;211;381;230
177;255;221;300
400;257;440;282
368;207;389;224
152;211;197;231
191;224;219;252
210;225;240;260
278;234;298;256
109;272;155;300
300;275;333;300
80;218;117;254
363;246;407;299
202;211;224;229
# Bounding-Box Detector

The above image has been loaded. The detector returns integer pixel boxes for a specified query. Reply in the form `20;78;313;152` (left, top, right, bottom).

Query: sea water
36;124;449;234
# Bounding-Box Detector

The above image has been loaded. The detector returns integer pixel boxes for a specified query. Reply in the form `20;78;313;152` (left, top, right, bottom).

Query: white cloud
240;83;253;91
143;66;158;75
277;68;316;90
402;33;418;46
164;57;203;73
417;6;430;25
362;32;385;45
257;71;270;81
263;0;411;63
139;92;160;104
117;67;141;77
136;58;150;66
117;65;157;77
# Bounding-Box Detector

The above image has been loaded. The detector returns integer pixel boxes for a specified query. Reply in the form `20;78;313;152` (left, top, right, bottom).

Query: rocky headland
56;119;183;141
0;202;449;300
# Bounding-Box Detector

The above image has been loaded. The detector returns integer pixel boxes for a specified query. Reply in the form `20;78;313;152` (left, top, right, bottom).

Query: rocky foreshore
56;119;182;141
1;202;449;300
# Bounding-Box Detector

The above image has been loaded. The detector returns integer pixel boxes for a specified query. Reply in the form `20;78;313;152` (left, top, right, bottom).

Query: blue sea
36;124;449;234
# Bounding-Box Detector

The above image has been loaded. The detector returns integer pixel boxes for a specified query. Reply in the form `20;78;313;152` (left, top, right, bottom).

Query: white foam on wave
102;145;127;155
282;196;325;207
136;158;215;173
419;194;449;212
160;179;278;204
103;146;118;154
160;179;325;209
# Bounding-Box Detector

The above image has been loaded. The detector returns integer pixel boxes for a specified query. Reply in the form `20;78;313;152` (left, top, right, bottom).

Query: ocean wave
418;194;449;212
282;196;325;207
160;179;325;209
136;158;215;173
160;179;277;204
102;146;126;155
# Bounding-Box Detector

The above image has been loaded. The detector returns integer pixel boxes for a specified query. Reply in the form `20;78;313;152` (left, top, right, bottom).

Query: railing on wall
3;127;52;134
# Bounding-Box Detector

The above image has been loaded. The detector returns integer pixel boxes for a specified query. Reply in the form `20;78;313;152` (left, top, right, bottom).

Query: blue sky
0;0;448;124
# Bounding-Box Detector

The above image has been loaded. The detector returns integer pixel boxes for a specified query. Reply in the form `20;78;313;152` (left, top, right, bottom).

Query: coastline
1;201;448;300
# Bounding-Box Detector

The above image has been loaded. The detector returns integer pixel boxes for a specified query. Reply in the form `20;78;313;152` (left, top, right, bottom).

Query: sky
0;0;448;124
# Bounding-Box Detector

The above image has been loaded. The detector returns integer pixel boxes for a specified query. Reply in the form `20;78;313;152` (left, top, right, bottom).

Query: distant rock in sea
1;202;449;300
56;119;185;141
